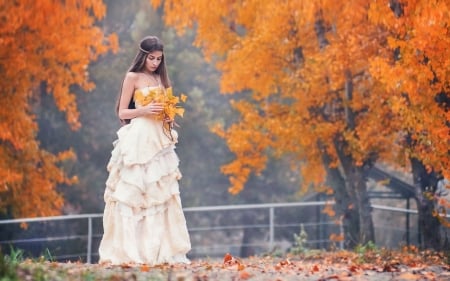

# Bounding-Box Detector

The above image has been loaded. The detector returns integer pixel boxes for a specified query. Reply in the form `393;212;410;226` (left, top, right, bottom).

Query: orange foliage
0;0;118;218
153;0;449;199
322;203;336;217
329;233;345;242
369;0;450;179
223;252;245;271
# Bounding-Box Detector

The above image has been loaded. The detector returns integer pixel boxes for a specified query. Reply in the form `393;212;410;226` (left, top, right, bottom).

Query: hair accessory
139;46;149;54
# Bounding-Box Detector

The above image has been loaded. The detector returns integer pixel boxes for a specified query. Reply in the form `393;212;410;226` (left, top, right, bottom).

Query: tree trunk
325;154;375;247
351;166;375;244
321;145;360;248
240;211;257;257
332;138;376;246
410;157;442;250
329;171;361;248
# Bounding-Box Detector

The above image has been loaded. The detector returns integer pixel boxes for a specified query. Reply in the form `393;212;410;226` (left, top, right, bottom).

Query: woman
98;36;191;265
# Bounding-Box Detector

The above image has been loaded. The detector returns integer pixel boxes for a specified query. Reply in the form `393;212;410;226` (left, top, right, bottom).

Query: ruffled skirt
98;117;191;265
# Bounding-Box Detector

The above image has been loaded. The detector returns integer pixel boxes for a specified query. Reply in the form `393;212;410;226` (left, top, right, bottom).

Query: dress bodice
133;86;165;107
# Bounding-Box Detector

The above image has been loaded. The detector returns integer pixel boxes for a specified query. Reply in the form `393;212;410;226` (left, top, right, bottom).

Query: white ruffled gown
98;86;191;265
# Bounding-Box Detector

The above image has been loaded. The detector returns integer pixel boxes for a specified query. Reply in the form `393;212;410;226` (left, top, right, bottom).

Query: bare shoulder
121;72;140;98
124;72;140;82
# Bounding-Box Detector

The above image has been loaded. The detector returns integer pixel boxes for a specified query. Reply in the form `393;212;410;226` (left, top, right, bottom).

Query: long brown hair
116;36;171;124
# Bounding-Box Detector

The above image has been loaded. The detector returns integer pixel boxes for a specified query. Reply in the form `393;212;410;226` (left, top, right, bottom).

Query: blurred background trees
0;0;117;219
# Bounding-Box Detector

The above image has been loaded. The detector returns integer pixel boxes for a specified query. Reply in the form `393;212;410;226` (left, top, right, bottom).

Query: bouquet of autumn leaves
162;87;187;121
134;87;187;140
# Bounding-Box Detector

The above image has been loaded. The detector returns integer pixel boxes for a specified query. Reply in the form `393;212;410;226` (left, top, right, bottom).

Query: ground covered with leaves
3;247;450;280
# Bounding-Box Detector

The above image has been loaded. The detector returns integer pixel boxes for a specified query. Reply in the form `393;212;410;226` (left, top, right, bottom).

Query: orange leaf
239;270;251;279
237;263;245;271
223;253;233;264
311;264;320;272
120;263;133;269
330;233;345;242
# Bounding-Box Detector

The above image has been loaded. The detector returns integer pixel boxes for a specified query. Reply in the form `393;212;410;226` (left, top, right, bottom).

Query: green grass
0;247;23;281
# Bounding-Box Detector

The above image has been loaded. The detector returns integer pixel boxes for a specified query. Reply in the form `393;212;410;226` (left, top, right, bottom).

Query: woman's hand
163;116;174;129
164;116;180;128
142;102;164;115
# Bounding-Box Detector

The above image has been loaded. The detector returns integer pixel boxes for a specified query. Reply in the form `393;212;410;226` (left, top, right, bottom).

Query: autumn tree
369;0;450;249
150;1;384;246
152;0;449;248
0;0;117;219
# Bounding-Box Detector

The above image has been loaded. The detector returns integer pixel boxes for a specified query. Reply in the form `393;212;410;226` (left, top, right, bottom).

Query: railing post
87;217;93;264
339;217;344;249
269;207;274;250
406;198;410;246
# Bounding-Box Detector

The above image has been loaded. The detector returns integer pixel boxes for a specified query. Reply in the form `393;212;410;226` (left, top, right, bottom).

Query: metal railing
0;201;434;263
